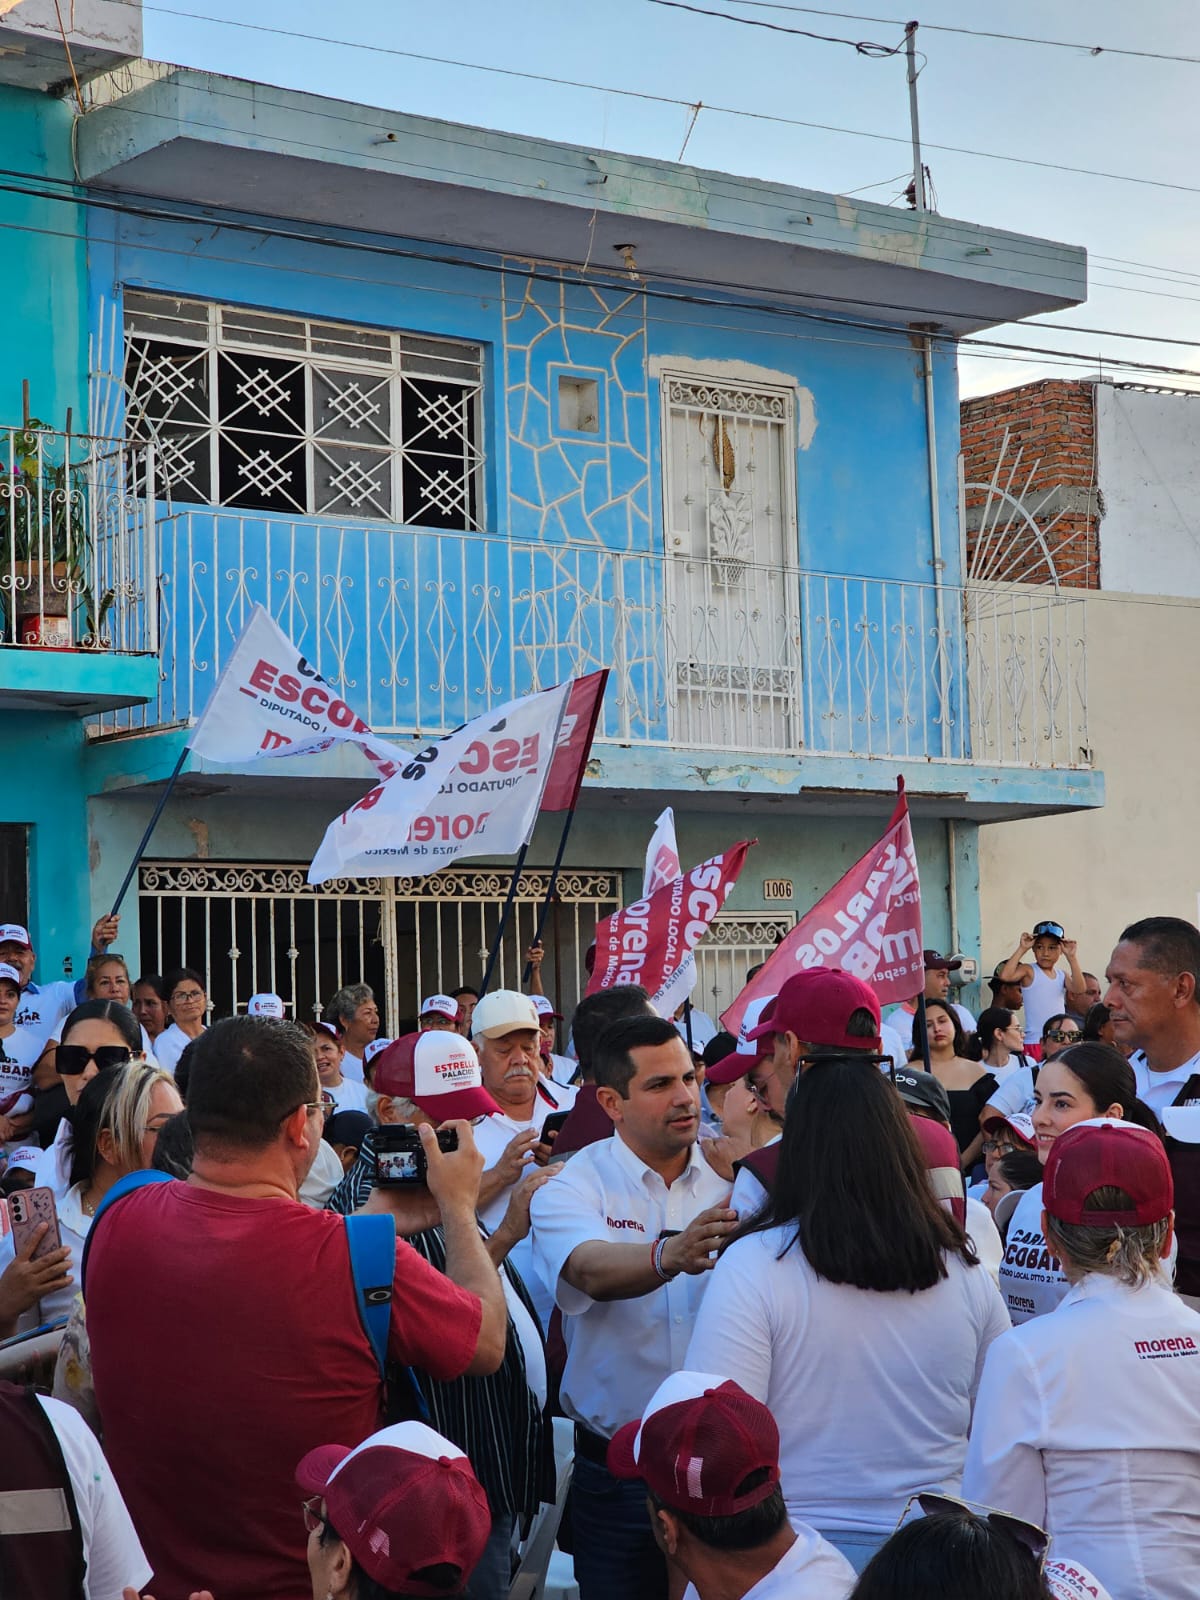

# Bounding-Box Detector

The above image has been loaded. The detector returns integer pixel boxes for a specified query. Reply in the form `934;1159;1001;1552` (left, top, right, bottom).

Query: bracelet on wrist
652;1236;678;1282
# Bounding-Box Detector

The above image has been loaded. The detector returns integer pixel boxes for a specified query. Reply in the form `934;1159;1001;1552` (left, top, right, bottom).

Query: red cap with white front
0;925;30;950
372;1031;499;1121
705;995;777;1086
0;963;20;990
1043;1120;1173;1228
747;968;881;1051
296;1420;491;1596
530;994;563;1022
607;1371;781;1517
980;1109;1036;1150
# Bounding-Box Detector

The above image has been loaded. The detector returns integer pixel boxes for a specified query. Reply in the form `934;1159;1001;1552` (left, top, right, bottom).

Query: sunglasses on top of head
57;1043;134;1076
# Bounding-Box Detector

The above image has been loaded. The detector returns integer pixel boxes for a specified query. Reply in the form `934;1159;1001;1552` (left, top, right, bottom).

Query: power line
715;2;1200;66
6;168;1200;385
645;0;907;54
115;7;1200;205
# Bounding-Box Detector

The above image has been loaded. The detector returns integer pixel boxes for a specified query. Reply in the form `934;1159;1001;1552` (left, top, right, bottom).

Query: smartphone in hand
9;1187;62;1261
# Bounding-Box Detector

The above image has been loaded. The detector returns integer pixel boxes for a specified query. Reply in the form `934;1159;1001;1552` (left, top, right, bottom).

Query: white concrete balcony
86;510;1091;776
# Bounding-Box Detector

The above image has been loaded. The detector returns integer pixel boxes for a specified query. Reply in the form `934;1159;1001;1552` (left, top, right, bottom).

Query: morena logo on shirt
1002;1226;1059;1277
1133;1334;1198;1361
605;1216;646;1233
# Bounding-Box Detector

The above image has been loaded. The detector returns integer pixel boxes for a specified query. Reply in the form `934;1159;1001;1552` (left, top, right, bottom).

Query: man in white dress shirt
1105;916;1200;1306
530;1013;737;1600
607;1371;854;1600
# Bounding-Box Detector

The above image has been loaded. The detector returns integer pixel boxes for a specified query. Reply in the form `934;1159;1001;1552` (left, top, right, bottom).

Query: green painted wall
0;86;87;430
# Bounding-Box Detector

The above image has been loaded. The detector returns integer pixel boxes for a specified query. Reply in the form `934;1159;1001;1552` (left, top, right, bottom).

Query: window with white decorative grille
122;292;484;528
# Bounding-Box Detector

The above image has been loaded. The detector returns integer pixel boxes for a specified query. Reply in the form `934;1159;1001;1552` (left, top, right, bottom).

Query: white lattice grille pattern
122;292;484;528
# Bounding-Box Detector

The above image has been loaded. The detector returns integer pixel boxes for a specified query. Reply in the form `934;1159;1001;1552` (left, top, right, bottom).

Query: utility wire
718;2;1200;66
100;7;1200;205
645;0;907;54
5;168;1200;384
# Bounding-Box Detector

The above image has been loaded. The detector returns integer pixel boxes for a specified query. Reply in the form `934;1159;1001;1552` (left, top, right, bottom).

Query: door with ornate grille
661;374;802;752
137;861;620;1033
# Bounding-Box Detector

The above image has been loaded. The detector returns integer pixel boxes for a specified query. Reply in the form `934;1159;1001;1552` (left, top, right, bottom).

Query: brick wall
960;380;1099;588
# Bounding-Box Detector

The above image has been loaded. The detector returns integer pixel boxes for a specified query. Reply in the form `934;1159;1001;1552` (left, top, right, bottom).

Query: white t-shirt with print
14;979;77;1055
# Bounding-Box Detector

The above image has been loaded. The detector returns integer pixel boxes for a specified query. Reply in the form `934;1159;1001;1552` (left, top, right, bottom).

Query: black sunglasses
58;1043;134;1076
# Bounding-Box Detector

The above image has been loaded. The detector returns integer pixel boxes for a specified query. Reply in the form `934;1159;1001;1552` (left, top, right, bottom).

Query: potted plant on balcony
0;419;106;649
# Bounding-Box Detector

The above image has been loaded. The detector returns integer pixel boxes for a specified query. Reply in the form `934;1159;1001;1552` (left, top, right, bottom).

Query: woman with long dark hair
997;1042;1162;1325
686;1055;1010;1573
911;998;996;1170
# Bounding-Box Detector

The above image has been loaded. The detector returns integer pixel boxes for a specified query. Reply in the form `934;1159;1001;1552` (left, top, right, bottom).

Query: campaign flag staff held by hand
721;776;924;1039
108;604;402;915
512;668;609;987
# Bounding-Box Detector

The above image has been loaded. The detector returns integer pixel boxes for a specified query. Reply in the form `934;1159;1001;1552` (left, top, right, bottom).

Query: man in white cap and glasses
470;990;576;1328
608;1371;854;1600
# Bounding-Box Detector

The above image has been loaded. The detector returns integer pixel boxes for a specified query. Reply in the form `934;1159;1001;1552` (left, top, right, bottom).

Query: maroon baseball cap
296;1421;490;1596
706;995;776;1086
1043;1120;1173;1227
608;1373;781;1517
746;969;881;1051
372;1031;499;1121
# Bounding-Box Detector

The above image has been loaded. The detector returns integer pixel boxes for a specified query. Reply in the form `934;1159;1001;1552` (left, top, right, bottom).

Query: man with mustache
470;990;576;1330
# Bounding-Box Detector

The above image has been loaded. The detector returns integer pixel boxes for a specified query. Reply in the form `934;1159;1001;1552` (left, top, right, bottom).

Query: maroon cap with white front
608;1373;780;1517
296;1421;490;1596
372;1031;499;1121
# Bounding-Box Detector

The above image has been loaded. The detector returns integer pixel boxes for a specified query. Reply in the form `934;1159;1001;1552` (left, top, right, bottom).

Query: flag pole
480;842;529;997
108;743;190;917
915;993;932;1073
521;804;579;984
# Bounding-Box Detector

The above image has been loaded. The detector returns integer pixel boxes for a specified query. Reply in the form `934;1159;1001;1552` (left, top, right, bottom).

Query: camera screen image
377;1149;421;1183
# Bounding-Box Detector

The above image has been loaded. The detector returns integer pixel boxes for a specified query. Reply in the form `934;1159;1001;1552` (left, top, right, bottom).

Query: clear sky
143;0;1200;398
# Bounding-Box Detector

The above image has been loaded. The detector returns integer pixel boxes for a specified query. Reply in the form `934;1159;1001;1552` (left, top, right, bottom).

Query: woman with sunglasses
966;1121;1200;1600
155;968;209;1077
30;1000;145;1200
686;1055;1010;1573
998;1043;1161;1325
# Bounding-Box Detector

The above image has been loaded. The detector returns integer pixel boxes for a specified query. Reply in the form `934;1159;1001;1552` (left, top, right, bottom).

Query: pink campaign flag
721;779;923;1038
587;840;756;1004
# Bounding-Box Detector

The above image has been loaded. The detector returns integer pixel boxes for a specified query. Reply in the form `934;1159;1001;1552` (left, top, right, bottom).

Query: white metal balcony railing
0;425;157;655
88;510;1091;771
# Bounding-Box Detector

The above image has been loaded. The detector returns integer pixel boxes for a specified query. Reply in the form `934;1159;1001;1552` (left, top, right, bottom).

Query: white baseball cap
247;992;286;1019
529;994;563;1022
419;993;459;1022
471;990;541;1040
0;925;31;950
363;1036;393;1064
0;963;21;991
4;1147;40;1174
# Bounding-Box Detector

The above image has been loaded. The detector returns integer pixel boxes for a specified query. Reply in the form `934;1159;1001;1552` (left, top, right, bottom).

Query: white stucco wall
1097;385;1200;599
979;587;1200;983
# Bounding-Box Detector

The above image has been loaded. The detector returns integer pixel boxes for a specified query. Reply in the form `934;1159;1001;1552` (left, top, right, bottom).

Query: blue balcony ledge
0;646;160;715
87;720;1103;825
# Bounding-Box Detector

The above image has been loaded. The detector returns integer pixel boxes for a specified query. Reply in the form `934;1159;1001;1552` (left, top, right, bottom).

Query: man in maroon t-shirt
86;1017;507;1600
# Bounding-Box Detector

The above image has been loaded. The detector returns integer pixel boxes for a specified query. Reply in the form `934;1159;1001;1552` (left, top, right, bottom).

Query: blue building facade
1;55;1102;1025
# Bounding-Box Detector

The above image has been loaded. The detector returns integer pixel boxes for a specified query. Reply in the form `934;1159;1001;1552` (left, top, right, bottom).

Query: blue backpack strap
344;1213;430;1424
81;1170;173;1295
343;1212;394;1376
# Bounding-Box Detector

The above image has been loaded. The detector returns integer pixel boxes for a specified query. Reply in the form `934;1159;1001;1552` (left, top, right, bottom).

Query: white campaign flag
309;681;571;885
188;605;402;779
642;807;700;1020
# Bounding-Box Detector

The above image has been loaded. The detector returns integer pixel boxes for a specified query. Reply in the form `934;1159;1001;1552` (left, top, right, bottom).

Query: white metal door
661;374;802;751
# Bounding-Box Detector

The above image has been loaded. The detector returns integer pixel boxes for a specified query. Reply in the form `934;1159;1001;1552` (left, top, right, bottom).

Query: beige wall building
967;381;1200;985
